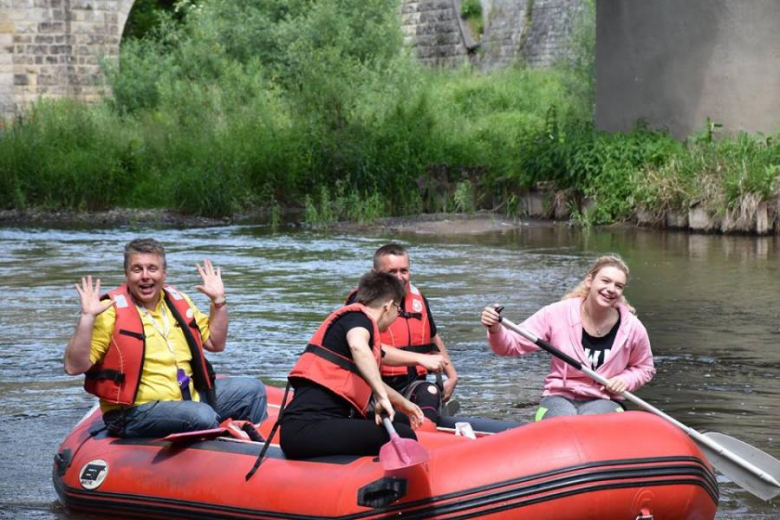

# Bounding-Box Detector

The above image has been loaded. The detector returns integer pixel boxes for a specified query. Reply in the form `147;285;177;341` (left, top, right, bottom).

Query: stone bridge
3;0;776;137
0;0;582;120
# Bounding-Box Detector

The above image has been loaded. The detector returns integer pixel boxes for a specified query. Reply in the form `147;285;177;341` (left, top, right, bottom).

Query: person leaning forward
280;271;424;459
63;238;267;438
347;244;457;423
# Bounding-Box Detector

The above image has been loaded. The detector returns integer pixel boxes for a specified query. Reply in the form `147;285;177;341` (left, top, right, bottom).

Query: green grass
1;0;778;226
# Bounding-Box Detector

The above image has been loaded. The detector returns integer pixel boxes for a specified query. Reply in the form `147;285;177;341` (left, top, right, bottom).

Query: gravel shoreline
0;208;537;234
0;208;232;228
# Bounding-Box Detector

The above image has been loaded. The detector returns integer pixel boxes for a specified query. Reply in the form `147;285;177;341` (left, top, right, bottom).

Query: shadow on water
0;222;778;519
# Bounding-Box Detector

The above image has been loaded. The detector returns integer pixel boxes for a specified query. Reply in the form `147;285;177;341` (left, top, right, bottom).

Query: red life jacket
84;284;215;408
288;304;382;416
378;283;435;377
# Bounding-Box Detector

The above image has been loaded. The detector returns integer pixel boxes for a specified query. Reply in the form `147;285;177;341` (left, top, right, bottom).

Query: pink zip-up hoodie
487;298;655;400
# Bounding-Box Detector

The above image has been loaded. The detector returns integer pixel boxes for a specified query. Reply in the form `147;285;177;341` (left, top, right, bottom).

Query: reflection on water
0;223;778;519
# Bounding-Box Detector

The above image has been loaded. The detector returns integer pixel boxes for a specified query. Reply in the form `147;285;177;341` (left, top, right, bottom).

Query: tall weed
3;0;777;227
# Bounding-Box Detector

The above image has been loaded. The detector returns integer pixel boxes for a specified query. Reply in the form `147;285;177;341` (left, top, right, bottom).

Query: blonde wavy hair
562;255;635;314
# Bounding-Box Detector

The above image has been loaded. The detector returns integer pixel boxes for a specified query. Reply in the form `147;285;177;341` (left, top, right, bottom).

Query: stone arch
119;0;139;38
0;0;138;119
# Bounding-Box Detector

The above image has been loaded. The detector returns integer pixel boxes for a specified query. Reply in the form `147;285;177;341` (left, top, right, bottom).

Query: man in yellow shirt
64;238;267;438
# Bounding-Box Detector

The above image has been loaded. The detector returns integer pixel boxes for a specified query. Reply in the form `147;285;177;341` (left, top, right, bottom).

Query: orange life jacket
378;283;435;377
288;304;382;416
84;284;215;408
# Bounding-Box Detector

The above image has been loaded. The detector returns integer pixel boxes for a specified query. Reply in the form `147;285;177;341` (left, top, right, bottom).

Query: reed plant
1;0;778;228
0;100;139;210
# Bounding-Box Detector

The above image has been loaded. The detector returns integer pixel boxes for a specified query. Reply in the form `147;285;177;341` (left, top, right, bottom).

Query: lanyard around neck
138;303;175;355
136;302;193;400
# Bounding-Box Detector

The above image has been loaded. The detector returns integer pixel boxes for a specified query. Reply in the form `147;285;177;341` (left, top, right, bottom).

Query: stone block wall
401;0;469;67
523;0;584;67
401;0;584;71
477;0;584;71
0;0;582;119
0;0;134;120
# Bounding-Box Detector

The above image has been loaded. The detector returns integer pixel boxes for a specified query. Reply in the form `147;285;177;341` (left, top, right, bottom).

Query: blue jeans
103;377;268;438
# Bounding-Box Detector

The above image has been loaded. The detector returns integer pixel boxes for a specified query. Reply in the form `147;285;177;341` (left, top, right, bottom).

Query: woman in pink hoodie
481;255;655;421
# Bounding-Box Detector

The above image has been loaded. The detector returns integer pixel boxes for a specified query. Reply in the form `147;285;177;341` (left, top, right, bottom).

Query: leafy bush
461;0;483;38
2;0;777;228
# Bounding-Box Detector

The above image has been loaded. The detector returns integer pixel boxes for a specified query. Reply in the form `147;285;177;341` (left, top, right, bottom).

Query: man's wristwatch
212;297;228;309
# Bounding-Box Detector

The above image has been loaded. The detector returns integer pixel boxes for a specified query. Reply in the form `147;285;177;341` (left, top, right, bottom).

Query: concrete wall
596;0;780;138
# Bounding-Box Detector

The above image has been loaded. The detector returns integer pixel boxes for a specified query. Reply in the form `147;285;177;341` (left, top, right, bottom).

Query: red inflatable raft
53;386;718;519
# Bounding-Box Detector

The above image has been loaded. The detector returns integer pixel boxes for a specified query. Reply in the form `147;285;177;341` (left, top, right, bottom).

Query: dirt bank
0;208;539;235
331;212;532;235
0;208;232;228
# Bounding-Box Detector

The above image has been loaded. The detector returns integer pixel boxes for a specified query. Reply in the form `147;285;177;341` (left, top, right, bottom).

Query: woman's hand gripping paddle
379;416;430;471
495;308;780;501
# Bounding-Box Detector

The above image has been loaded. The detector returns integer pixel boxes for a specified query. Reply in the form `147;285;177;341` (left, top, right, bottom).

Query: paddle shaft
382;416;401;439
499;316;780;489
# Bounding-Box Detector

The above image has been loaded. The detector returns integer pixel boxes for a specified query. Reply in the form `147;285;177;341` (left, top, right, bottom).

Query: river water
0;221;778;519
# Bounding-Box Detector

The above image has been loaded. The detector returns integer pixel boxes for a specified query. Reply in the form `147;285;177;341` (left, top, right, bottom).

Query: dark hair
372;243;408;270
355;271;405;308
124;238;167;272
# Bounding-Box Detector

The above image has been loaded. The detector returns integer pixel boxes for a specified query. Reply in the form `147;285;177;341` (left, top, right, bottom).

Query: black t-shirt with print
581;314;621;370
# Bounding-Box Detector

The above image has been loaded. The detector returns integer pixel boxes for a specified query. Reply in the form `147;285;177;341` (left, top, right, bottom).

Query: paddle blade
442;399;461;417
699;432;780;501
160;427;227;443
379;435;430;471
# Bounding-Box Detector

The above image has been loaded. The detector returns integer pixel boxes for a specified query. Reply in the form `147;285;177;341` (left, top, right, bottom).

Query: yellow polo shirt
89;292;211;413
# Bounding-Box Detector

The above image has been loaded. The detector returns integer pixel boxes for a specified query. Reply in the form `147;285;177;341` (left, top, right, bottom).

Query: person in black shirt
281;271;424;459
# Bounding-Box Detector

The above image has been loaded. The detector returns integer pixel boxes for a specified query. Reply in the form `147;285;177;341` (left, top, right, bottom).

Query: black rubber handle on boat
495;307;583;370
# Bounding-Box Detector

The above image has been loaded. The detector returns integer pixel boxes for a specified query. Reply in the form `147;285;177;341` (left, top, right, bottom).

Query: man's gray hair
124;238;167;272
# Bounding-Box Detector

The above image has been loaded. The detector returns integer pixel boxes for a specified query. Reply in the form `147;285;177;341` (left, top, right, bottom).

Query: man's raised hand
74;276;113;317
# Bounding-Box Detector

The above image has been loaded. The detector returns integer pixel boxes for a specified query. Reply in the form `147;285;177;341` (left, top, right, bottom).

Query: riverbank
5;206;778;236
3;206;777;236
0;208;232;228
0;207;602;236
3;1;778;235
0;207;523;232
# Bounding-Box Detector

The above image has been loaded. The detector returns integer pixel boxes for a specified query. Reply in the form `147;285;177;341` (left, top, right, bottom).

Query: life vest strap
118;329;144;341
84;369;125;383
398;342;437;354
303;344;360;375
246;381;291;481
163;292;217;410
